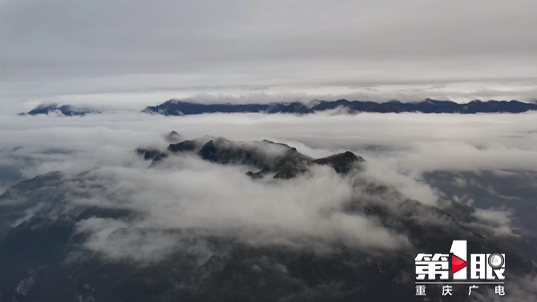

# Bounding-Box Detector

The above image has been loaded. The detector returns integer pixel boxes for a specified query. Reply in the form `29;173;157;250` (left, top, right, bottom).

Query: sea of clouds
1;111;536;266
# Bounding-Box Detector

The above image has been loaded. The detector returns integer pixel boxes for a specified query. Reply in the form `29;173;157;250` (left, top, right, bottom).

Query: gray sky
1;0;537;107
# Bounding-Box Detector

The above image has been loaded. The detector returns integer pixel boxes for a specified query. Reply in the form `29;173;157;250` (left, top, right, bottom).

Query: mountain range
142;99;537;115
0;132;536;301
19;99;537;117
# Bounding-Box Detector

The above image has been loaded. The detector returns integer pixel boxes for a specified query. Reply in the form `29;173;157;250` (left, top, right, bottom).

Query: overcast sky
1;0;537;107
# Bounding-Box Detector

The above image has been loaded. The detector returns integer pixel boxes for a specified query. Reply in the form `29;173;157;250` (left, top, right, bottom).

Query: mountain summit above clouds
137;135;365;179
20;104;100;116
143;99;537;116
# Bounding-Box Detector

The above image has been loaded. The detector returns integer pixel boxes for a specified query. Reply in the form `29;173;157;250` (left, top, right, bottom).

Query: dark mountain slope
0;134;535;301
1;172;535;301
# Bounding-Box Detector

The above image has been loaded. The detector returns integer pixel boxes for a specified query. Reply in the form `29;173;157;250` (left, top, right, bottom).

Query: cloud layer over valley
1;111;537;263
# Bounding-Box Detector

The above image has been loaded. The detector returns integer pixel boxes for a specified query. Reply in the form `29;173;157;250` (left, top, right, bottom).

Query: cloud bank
1;111;534;262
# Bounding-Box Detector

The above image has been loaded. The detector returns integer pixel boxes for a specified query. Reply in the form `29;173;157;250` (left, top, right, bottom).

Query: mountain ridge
143;98;537;115
136;134;365;179
19;98;537;117
20;104;100;116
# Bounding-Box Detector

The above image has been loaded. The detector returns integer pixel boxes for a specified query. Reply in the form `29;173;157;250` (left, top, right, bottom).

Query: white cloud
69;160;410;261
1;111;533;260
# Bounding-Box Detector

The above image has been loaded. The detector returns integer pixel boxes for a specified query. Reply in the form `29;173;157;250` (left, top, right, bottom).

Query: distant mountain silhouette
21;104;100;116
143;99;537;115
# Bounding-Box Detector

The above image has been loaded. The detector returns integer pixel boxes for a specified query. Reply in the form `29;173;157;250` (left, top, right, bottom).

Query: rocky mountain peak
136;134;364;179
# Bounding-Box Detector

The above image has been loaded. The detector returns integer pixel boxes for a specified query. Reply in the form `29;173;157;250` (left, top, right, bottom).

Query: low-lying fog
1;111;537;259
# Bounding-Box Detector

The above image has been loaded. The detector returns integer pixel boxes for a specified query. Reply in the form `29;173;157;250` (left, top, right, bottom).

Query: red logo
451;254;467;274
